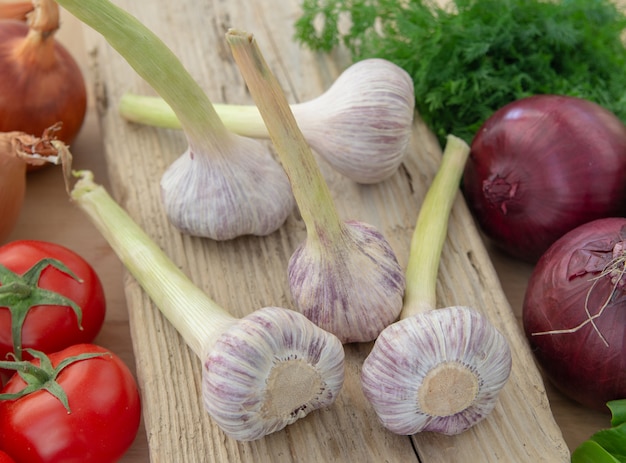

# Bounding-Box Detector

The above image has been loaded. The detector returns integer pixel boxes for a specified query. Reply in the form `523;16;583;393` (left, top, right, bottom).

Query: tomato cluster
0;240;141;463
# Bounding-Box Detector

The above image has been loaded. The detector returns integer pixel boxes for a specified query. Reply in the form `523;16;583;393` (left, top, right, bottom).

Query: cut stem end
262;359;323;420
418;361;479;417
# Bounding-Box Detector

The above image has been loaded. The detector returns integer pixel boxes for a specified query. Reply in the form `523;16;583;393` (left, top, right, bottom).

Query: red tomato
0;451;15;463
0;344;141;463
0;240;106;361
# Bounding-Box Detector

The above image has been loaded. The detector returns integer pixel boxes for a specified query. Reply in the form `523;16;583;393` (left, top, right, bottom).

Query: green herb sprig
295;0;626;143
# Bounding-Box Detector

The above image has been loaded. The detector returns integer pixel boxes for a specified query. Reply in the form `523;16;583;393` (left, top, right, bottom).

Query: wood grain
76;0;570;461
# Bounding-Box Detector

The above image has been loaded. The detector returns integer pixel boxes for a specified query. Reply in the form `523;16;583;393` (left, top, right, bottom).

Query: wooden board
79;0;570;461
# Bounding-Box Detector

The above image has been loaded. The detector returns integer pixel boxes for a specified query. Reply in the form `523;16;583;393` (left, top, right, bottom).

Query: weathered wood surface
80;0;569;461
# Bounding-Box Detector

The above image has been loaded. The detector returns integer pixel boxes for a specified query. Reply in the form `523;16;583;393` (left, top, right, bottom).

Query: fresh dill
295;0;626;144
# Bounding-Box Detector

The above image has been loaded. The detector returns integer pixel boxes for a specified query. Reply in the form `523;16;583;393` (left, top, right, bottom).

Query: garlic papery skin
118;58;415;184
160;136;294;240
69;170;345;442
203;306;344;441
58;0;294;241
288;220;405;343
226;30;405;343
361;306;511;435
360;135;512;435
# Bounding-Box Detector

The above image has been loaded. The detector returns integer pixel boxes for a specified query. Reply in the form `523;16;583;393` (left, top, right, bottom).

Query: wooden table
7;3;613;462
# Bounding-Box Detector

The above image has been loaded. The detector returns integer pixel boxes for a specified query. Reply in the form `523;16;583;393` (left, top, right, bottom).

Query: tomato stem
0;349;107;412
0;258;83;360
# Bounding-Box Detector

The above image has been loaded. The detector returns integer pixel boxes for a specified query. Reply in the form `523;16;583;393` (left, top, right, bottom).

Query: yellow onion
0;0;87;165
0;1;34;21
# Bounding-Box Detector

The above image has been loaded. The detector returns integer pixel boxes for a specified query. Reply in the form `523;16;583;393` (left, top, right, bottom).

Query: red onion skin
0;20;87;148
522;217;626;412
463;95;626;263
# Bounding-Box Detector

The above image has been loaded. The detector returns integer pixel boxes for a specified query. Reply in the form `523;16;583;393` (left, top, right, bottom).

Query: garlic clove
293;58;415;184
288;220;406;343
160;135;295;241
202;306;345;441
361;306;512;435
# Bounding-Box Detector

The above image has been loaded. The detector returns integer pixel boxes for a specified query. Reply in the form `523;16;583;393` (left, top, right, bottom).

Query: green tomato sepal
0;258;84;360
0;348;108;413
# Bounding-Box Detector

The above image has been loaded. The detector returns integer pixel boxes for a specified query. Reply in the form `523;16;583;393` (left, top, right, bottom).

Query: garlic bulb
203;306;344;440
288;220;405;343
69;170;345;442
361;306;511;435
361;135;512;435
118;58;415;184
292;58;414;184
226;29;405;343
59;0;294;241
160;135;294;240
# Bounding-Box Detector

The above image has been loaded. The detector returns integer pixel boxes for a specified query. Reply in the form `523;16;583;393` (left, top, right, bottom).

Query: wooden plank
78;0;570;461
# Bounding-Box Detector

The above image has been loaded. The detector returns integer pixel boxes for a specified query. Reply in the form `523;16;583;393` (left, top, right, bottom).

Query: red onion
522;217;626;412
463;95;626;262
0;0;87;155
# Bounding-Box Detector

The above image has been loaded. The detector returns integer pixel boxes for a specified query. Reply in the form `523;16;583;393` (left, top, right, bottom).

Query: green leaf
572;440;620;463
588;424;626;462
608;399;626;427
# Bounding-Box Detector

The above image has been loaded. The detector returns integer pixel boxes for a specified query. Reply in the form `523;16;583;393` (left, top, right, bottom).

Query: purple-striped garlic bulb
361;306;511;434
118;58;415;184
292;58;415;184
203;306;345;440
227;29;406;343
161;134;294;240
70;170;345;442
361;135;512;435
64;0;295;241
288;220;405;343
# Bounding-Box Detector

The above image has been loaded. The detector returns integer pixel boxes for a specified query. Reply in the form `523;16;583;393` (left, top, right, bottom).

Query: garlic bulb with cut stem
57;0;294;241
226;30;405;343
361;135;512;435
68;170;345;441
118;58;415;184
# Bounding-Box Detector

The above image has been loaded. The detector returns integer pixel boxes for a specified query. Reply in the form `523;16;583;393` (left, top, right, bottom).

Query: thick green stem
69;171;237;359
225;29;344;241
120;92;273;138
401;135;470;318
55;0;228;150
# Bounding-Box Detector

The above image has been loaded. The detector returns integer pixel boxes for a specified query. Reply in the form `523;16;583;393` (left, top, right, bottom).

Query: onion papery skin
0;21;87;149
0;153;25;244
522;217;626;411
463;95;626;263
